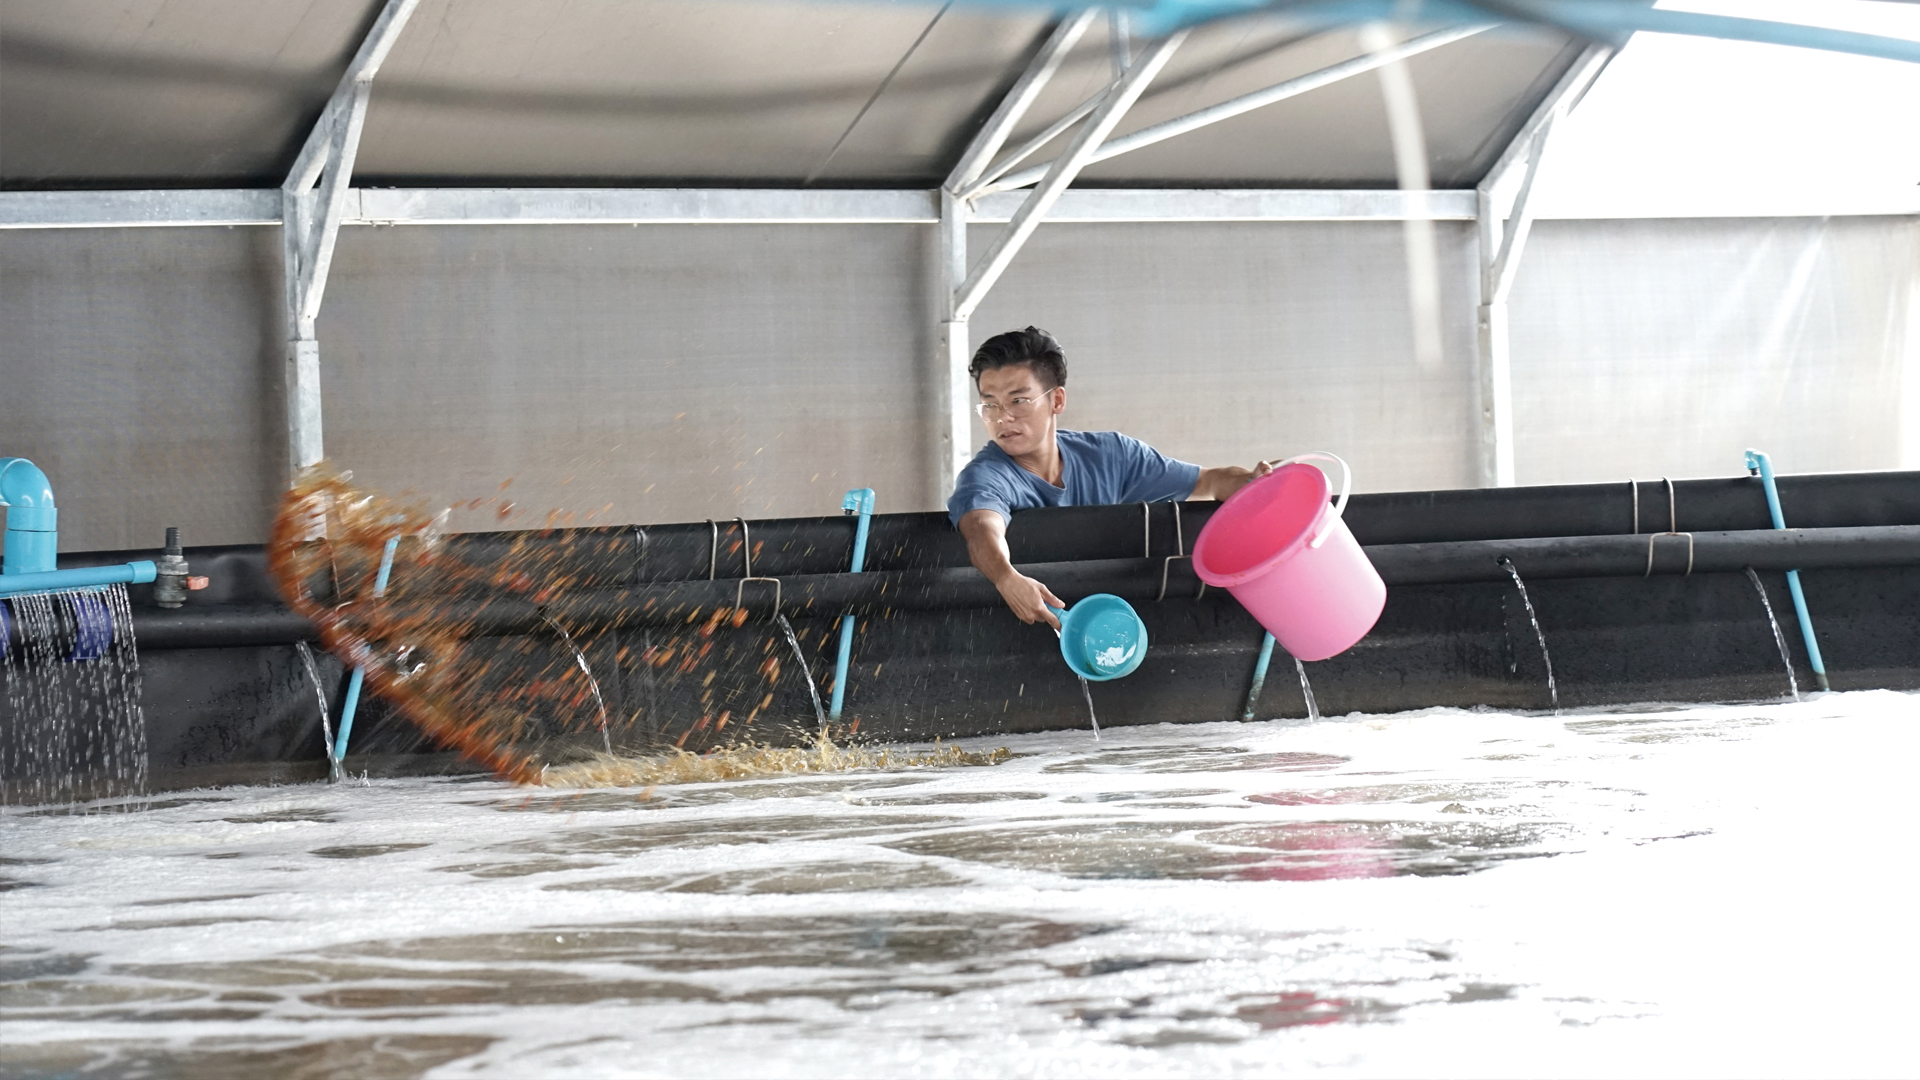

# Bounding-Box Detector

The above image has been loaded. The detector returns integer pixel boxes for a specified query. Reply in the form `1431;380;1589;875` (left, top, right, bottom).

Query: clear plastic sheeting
3;691;1915;1077
1511;215;1919;485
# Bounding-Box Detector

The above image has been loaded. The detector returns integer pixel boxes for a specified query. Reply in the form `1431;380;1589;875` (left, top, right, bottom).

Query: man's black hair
969;326;1066;390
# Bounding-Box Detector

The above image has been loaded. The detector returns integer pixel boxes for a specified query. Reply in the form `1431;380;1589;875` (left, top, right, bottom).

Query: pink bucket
1191;453;1385;662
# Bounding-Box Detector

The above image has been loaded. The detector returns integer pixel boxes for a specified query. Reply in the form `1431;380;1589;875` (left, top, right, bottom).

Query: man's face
976;363;1064;459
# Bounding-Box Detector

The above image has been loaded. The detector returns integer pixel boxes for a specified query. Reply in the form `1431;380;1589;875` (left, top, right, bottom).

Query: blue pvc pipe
1243;631;1276;721
0;561;156;598
828;488;875;720
1;457;59;576
1744;449;1828;692
333;536;400;763
999;0;1920;65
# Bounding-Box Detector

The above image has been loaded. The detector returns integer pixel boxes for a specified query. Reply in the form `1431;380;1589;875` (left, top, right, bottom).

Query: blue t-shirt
947;429;1201;526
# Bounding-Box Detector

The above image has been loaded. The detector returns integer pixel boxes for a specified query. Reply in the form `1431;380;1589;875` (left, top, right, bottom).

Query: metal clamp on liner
1152;501;1204;602
1646;532;1695;576
1640;477;1692;575
727;517;779;617
734;577;782;619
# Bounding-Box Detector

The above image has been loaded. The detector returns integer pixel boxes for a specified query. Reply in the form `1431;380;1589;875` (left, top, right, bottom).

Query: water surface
3;692;1915;1078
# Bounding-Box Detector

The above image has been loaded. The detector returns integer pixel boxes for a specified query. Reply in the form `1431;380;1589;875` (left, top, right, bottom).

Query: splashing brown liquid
543;732;1010;789
269;467;1008;787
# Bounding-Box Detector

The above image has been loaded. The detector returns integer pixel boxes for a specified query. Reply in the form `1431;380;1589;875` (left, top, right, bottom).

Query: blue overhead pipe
931;0;1920;65
332;535;400;764
828;488;875;720
1744;449;1828;692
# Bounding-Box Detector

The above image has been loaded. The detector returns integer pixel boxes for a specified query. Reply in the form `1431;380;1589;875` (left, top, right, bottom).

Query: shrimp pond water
4;691;1916;1078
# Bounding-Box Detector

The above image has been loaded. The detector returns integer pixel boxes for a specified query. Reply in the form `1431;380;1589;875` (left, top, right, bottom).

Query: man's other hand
1192;459;1273;501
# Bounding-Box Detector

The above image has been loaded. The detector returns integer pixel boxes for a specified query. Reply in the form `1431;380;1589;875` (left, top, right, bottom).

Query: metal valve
154;526;190;608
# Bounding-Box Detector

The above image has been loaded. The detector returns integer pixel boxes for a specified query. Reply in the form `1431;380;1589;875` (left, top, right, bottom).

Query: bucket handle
1265;452;1352;550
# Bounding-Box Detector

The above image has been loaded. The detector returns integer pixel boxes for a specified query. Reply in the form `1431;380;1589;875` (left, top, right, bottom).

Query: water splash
1;585;147;807
294;641;346;783
542;615;613;756
1743;567;1801;702
270;467;845;778
1076;675;1102;741
1499;559;1558;710
1295;657;1321;722
542;730;1010;788
775;614;827;733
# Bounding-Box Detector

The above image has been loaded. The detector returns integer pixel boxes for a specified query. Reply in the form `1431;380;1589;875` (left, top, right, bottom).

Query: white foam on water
2;691;1916;1078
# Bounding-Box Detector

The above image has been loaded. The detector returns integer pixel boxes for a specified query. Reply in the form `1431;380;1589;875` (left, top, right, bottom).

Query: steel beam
981;24;1488;196
358;187;938;224
1474;43;1614;489
953;30;1188;323
973;187;1474;221
281;0;421;476
0;190;282;228
16;183;1920;229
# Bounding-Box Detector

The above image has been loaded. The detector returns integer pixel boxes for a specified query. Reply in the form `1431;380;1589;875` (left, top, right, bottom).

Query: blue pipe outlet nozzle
841;488;875;517
1;458;59;576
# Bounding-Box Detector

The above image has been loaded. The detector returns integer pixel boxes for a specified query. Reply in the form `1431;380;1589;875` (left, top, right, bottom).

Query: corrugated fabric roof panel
1;0;1575;189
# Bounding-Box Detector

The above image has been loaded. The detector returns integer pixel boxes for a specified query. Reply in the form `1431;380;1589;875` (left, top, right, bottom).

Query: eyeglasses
975;388;1057;423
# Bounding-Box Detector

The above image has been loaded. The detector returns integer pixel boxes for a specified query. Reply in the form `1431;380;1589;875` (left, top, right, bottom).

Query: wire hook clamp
1155;501;1204;601
735;576;782;619
1645;532;1695;576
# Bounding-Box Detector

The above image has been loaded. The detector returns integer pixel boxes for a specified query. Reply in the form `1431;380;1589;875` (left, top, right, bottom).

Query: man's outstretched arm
1190;460;1274;501
958;508;1064;629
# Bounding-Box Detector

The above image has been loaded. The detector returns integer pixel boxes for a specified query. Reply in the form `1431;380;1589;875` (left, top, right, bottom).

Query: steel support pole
938;189;974;496
280;0;420;476
1473;44;1612;488
937;11;1095;498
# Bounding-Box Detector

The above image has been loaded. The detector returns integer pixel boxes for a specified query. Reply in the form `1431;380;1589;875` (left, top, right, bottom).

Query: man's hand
993;570;1066;629
958;509;1064;629
1192;459;1274;501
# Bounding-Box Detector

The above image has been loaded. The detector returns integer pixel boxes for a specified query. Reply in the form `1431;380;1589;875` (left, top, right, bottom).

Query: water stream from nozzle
294;642;345;783
776;614;828;733
1294;657;1320;722
1500;559;1558;710
1744;567;1801;702
541;614;613;755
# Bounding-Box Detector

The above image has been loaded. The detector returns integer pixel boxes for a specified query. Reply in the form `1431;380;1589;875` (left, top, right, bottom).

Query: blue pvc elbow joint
0;458;58;576
1744;448;1787;530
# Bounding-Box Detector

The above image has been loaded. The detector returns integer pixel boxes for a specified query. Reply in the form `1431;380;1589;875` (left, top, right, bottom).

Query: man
948;326;1271;629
